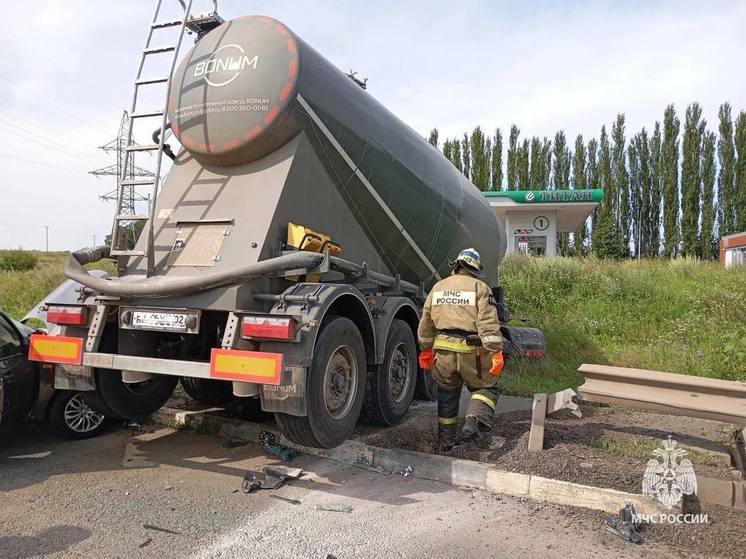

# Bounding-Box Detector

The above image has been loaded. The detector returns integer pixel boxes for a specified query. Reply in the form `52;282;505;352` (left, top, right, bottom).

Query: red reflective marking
274;23;289;36
222;139;241;150
264;105;280;123
182;136;197;148
171;122;180;135
257;16;273;24
244;125;263;140
280;82;293;102
288;59;297;77
286;38;297;54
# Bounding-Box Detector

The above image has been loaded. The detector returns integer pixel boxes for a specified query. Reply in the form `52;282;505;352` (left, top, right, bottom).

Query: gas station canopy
484;189;603;256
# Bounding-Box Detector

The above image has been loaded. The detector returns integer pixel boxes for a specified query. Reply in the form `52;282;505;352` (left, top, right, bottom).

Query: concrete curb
152;407;739;515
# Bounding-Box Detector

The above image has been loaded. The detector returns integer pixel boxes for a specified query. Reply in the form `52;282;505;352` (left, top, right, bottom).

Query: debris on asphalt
138;538;153;548
242;466;304;493
270;495;302;505
396;465;413;477
143;524;181;535
315;504;353;513
263;465;303;489
604;504;643;544
259;430;297;462
352;461;390;474
242;471;262;494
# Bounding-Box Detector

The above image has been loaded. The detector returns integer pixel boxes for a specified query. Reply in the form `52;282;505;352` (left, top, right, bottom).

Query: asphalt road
0;422;685;559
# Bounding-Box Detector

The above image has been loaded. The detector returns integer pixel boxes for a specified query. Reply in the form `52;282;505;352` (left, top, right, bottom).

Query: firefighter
417;248;504;452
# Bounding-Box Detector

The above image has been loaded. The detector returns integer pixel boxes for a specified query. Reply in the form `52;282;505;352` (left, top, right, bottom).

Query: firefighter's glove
489;352;504;376
418;348;435;371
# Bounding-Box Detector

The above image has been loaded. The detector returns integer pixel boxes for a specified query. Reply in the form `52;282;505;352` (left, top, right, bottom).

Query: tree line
428;102;746;258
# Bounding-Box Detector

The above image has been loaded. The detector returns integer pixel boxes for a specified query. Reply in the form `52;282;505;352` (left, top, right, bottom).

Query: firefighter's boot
460;415;486;445
437;422;461;453
436;385;462;452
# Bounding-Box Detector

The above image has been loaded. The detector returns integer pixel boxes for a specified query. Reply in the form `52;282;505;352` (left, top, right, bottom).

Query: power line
0;112;106;151
0;152;89;173
0;123;107;165
0;115;108;157
0;73;111;136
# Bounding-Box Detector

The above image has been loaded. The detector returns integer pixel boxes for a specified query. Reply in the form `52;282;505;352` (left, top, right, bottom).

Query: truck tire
95;370;178;421
180;377;234;405
47;391;109;440
360;320;417;426
414;361;438;401
275;317;366;448
82;389;125;420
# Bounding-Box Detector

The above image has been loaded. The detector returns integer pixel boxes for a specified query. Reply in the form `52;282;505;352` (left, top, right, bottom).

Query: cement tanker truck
28;12;538;448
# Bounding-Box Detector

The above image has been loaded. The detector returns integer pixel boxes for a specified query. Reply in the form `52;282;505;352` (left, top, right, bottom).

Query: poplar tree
552;131;570;254
517;139;530;189
442;138;452;163
572;134;587;254
491;128;503;191
649;122;663;256
662;105;681;258
735;111;746;232
611;114;630;255
461;132;471;180
634;129;652;257
507;125;520;190
469;126;489;190
628;140;640;257
717;103;736;236
452;139;463;172
542;138;552;187
529;137;543;187
428;128;439;148
592;126;623;257
700;131;717;258
680;103;705;256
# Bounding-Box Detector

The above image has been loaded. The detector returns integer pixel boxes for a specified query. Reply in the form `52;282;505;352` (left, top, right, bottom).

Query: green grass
498;254;746;396
0;251;114;320
1;251;744;398
589;435;723;467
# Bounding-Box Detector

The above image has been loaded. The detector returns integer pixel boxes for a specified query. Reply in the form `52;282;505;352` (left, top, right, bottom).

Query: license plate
131;311;188;332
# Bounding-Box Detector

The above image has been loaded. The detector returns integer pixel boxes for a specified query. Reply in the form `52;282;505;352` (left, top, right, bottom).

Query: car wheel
47;391;108;440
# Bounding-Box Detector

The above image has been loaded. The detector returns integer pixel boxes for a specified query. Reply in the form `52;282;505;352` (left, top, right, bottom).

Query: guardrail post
528;393;547;452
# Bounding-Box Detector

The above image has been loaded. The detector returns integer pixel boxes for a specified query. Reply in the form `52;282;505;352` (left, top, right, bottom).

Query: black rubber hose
152;123;175;161
64;247;325;298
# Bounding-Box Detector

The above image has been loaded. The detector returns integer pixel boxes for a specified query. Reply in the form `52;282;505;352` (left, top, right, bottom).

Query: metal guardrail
576;364;746;426
527;364;746;452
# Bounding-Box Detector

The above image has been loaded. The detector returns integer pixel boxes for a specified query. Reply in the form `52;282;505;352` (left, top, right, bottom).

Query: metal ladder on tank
109;0;223;275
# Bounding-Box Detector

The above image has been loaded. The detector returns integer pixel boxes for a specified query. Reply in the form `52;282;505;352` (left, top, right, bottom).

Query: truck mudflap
260;366;308;417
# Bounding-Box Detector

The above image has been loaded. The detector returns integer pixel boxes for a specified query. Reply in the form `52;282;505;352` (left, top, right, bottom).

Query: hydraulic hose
65;247;324;298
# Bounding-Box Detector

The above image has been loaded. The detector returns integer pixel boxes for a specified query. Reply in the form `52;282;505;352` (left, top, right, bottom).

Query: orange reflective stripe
209;348;283;384
28;334;83;365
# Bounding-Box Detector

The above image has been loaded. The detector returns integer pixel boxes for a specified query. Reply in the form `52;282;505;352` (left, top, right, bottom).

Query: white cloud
0;0;743;249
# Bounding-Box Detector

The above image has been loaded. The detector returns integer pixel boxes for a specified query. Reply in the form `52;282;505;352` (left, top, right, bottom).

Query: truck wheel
82;389;125;420
414;360;438;401
95;370;178;421
180;377;234;405
47;391;108;440
360;319;417;425
275;317;366;448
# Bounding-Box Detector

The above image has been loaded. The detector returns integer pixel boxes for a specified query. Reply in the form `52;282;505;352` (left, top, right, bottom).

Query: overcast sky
1;0;744;250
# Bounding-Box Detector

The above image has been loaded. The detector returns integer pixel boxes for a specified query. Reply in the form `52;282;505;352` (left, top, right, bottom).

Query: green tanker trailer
29;12;541;448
